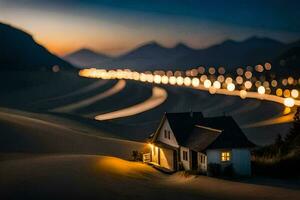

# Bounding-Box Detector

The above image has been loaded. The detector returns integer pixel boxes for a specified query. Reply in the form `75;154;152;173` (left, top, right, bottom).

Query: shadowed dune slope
1;155;299;200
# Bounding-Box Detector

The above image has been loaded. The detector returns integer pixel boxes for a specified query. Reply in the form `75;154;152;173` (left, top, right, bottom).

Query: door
191;151;198;170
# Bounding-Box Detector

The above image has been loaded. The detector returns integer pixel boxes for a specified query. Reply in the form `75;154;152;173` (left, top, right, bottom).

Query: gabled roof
197;116;255;149
151;112;255;151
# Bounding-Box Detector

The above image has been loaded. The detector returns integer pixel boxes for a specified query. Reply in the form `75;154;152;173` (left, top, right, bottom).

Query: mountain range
0;22;74;71
65;37;300;73
0;21;299;74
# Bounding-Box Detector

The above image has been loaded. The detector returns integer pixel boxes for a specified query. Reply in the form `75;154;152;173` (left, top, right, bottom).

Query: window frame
164;129;171;139
182;150;188;161
221;151;231;162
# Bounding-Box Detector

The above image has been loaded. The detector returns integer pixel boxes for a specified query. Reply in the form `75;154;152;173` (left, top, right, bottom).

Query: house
146;112;255;176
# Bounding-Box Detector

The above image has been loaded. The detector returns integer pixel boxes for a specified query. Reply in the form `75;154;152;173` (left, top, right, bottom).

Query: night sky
1;0;299;56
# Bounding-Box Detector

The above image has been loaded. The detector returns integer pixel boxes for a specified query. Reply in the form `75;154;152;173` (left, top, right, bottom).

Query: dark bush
223;164;234;177
178;161;184;171
207;163;221;177
132;150;142;161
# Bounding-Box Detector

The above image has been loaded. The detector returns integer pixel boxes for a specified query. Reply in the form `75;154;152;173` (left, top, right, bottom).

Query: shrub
178;161;184;171
207;163;221;177
223;164;234;177
132;150;142;161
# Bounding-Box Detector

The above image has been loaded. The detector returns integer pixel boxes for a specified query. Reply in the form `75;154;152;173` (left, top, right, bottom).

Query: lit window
221;151;231;162
182;151;188;161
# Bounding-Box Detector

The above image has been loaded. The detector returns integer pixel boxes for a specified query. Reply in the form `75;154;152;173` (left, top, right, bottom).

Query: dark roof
151;112;255;151
197;116;255;149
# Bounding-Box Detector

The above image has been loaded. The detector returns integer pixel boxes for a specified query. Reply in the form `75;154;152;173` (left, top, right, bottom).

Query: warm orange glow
257;86;265;95
225;77;233;84
276;88;283;97
244;81;252;89
213;81;221;89
221;151;231;162
236;76;243;85
291;89;299;98
169;76;176;85
239;90;247;99
78;68;300;110
95;87;167;121
208;67;216;75
192;78;200;87
264;62;272;70
245;71;252;79
161;75;169;84
204;79;212;88
284;98;295;107
227;83;235;91
176;76;184;86
184;77;192;86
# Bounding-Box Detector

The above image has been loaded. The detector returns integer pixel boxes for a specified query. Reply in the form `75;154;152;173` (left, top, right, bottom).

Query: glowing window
221;151;231;162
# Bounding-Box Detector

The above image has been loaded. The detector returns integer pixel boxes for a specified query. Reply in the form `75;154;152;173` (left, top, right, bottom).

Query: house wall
231;149;251;176
159;147;174;170
157;119;179;148
206;149;221;164
206;149;251;176
180;146;190;170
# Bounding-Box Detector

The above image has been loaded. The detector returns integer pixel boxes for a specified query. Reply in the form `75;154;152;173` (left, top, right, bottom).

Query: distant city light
208;67;216;75
264;62;272;70
176;76;184;86
291;89;299;98
257;86;265;95
227;83;235;91
213;81;221;89
161;75;169;84
192;78;200;87
184;77;191;86
240;90;247;99
276;88;283;97
244;81;252;89
169;76;176;85
204;79;212;88
284;98;295;107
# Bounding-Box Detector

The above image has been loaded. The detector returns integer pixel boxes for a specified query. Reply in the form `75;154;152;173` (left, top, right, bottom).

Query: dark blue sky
1;0;299;55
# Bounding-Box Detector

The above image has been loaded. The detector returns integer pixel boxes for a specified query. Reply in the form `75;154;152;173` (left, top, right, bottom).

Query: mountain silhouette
68;37;290;71
272;39;300;75
64;48;111;68
174;36;285;69
80;41;196;70
0;22;74;71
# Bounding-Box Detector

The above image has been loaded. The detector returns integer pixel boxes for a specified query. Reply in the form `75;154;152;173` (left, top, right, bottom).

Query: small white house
147;112;255;176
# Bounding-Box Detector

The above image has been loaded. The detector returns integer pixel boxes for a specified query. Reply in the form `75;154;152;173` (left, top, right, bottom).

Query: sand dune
1;155;299;200
0;109;147;158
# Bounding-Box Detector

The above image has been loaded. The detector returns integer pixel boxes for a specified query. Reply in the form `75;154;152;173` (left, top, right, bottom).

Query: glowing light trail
95;87;167;121
79;68;300;109
51;80;126;113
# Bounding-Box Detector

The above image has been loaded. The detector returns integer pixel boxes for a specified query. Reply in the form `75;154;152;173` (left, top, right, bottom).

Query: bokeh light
257;86;265;95
204;79;212;88
227;83;235;91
